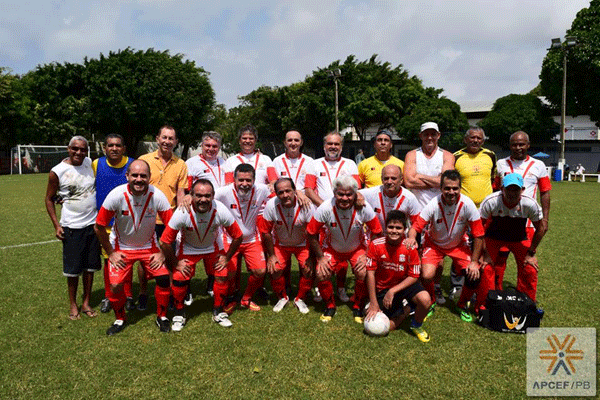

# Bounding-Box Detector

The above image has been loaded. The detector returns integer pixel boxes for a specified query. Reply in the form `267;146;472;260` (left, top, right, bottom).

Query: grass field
0;173;598;399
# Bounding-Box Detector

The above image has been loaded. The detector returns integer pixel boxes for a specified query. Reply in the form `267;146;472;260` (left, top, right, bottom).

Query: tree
83;48;215;157
540;0;600;125
478;94;558;145
0;68;31;147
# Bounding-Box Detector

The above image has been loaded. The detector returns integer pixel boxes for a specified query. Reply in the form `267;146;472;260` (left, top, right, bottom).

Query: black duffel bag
477;288;543;333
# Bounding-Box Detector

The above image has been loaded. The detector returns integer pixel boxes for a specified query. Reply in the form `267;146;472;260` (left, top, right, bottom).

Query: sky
0;0;591;111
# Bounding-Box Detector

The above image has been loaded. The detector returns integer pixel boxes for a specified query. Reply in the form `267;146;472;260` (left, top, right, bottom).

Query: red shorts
226;241;266;271
108;249;169;285
421;242;472;272
174;251;233;281
274;245;309;272
323;247;366;273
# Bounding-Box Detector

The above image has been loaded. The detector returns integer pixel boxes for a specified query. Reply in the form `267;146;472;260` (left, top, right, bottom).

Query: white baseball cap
420;122;439;133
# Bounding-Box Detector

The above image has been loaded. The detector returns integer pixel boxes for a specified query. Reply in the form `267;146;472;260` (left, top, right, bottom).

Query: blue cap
502;173;524;188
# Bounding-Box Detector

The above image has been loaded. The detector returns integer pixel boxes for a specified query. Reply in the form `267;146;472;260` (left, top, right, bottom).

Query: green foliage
540;0;600;125
0;68;31;147
478;94;558;145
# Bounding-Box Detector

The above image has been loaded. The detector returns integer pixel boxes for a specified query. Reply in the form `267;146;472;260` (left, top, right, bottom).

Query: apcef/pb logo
538;334;583;375
504;313;526;330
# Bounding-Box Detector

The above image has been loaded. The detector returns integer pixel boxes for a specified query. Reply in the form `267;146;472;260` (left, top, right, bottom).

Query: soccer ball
364;312;390;337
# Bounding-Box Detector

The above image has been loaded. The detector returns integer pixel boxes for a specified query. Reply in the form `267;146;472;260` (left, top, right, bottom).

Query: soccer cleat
410;325;431;343
125;297;136;311
434;286;446;305
256;286;269;300
273;297;289;313
137;294;147;311
240;299;261;311
424;303;435;322
100;298;111;313
171;315;187;332
184;292;193;306
448;287;462;301
458;307;473;323
212;311;233;328
156;316;171;333
320;307;336;322
337;287;350;303
352;308;364;324
208;290;214;298
294;298;309;314
106;320;127;336
313;287;322;303
223;301;238;315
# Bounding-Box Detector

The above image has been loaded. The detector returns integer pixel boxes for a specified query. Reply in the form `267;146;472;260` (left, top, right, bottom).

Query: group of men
45;121;550;341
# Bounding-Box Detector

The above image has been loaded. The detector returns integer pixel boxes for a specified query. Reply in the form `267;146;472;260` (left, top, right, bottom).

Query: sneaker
273;297;289;313
208;289;214;298
352;308;364;324
424;303;435;321
125;297;136;311
410;325;431;343
320;307;336;322
458;307;473;322
137;294;147;311
434;286;446;305
223;301;238;315
337;287;350;303
313;287;322;303
100;298;111;313
156;316;171;333
240;299;261;311
294;298;309;314
449;287;462;301
172;315;187;332
106;320;127;336
212;311;233;328
184;292;193;306
256;287;269;300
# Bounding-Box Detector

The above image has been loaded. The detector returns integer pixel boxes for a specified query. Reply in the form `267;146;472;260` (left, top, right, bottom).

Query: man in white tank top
403;122;455;306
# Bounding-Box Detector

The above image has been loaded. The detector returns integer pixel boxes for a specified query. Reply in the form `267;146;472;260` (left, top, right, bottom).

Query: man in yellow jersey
450;126;496;299
358;130;405;188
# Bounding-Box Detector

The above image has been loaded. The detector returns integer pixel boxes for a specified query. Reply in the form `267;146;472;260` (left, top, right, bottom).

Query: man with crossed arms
160;179;243;329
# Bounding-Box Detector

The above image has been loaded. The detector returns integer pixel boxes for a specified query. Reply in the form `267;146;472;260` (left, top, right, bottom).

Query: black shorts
62;225;101;277
376;281;426;319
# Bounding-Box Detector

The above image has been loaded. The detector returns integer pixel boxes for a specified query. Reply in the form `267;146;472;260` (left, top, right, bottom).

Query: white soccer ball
364;311;390;337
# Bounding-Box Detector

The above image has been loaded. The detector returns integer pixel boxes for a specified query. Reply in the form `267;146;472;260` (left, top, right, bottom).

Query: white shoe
273;297;289;313
208;290;214;298
212;312;233;327
435;286;446;305
313;288;322;302
184;292;193;306
172;315;187;332
337;287;350;303
294;298;309;314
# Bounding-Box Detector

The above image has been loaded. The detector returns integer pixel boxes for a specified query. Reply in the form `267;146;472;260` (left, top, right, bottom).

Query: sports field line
0;239;59;250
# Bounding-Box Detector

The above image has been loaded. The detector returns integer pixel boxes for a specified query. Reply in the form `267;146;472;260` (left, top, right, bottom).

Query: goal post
10;145;69;174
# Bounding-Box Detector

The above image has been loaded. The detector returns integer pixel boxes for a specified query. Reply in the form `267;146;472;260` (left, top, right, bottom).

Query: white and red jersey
160;200;243;256
359;185;420;228
307;199;382;254
366;237;421;292
186;154;226;189
412;194;484;250
313;157;360;200
495;156;552;199
257;197;315;247
479;191;542;243
224;151;277;185
272;153;316;191
214;183;271;244
96;184;172;251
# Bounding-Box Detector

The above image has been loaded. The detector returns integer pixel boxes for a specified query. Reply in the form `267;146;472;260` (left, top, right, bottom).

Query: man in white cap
403;122;455;305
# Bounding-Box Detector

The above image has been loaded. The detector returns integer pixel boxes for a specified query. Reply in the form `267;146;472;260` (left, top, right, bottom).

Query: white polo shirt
258;197;315;247
224;152;277;185
313;157;359;200
186;154;226;189
359;185;420;228
272;153;316;191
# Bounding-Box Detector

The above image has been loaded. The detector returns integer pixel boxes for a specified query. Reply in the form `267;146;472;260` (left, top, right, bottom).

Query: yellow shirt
358;155;405;188
453;148;496;207
138;151;188;223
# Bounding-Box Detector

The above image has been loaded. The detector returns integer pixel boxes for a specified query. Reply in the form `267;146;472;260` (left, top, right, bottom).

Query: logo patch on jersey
330;222;337;227
281;172;287;176
230;204;237;209
320;172;326;176
122;210;129;216
399;255;406;262
276;221;283;225
370;167;376;171
186;227;193;231
436;218;443;224
204;169;210;173
374;208;381;213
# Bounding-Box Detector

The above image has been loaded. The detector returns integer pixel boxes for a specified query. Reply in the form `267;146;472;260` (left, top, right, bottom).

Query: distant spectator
355;148;365;164
575;163;585;181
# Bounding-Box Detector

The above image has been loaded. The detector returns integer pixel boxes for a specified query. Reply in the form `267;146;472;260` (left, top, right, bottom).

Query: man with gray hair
45;136;100;320
307;175;383;323
187;131;227;190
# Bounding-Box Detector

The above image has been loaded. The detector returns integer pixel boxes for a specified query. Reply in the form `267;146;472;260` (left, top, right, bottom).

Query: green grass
0;174;598;399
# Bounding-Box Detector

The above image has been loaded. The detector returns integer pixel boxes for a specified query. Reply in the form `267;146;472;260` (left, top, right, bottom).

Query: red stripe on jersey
96;207;116;226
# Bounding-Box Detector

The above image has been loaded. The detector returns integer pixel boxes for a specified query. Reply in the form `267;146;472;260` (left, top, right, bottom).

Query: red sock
475;265;494;312
123;280;133;298
103;260;111;298
213;280;228;309
353;279;366;309
155;285;170;318
242;274;264;302
295;276;313;301
494;263;506;290
271;274;287;299
457;286;475;310
109;289;126;320
317;281;335;308
171;283;188;311
234;263;242;293
422;279;435;304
